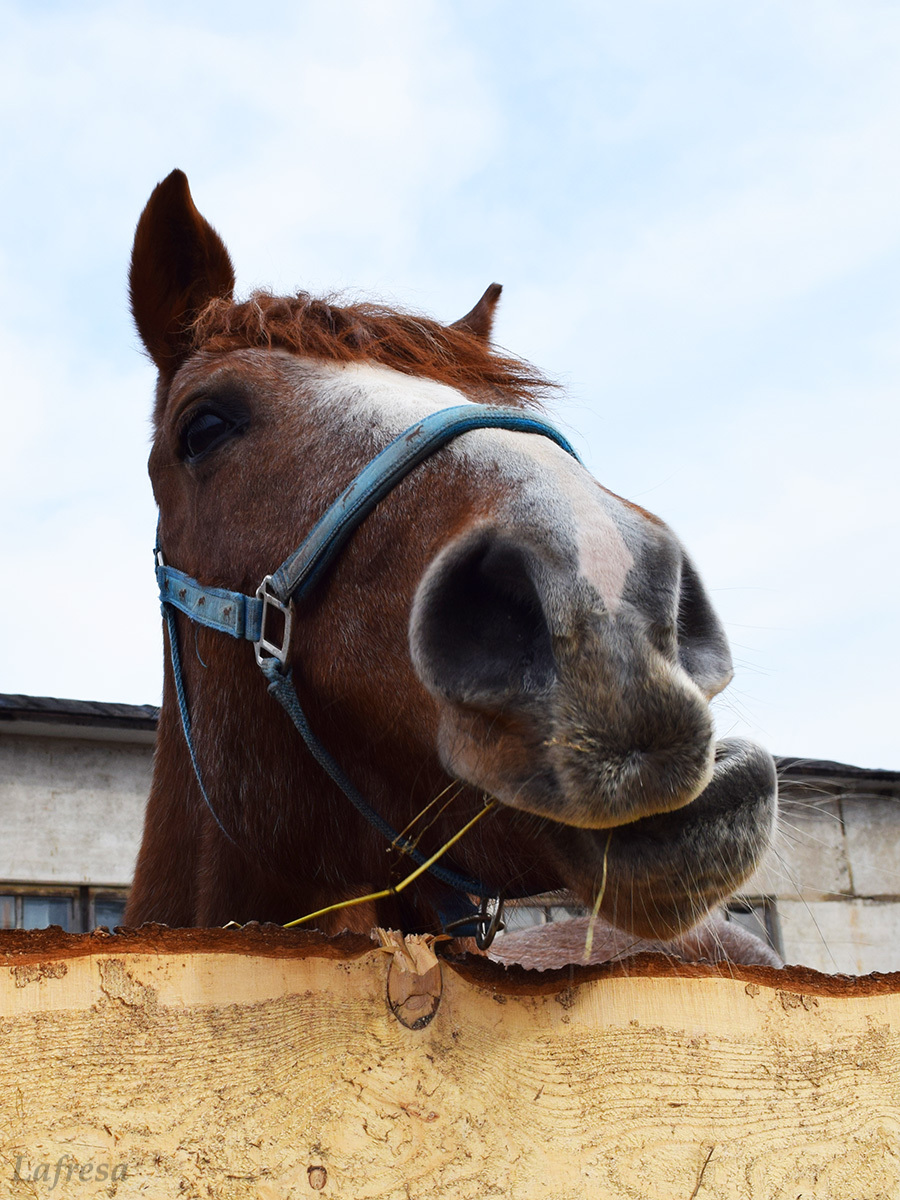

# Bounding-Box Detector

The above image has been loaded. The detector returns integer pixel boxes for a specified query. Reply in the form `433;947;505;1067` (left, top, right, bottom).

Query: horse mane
189;291;555;406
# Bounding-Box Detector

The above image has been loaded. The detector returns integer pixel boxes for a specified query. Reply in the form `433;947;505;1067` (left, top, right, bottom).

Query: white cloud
2;0;899;768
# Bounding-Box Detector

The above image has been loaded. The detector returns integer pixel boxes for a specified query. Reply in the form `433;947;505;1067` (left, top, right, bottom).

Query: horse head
125;170;776;947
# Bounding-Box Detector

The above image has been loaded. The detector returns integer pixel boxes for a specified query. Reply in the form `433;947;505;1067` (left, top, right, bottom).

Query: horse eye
180;407;245;463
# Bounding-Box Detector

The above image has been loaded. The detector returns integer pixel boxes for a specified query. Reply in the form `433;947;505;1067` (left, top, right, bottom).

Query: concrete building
741;757;900;974
0;694;154;933
1;692;898;972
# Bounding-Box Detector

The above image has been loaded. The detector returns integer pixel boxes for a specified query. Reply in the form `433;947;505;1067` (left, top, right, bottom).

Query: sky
1;0;898;770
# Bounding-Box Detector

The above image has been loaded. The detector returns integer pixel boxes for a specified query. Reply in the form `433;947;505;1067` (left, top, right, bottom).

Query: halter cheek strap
157;403;581;943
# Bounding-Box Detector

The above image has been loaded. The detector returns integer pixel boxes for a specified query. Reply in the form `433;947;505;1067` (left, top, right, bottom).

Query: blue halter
156;402;581;942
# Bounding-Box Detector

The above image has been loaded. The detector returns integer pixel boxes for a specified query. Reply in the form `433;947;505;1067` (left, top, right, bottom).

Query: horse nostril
676;555;734;698
410;528;556;707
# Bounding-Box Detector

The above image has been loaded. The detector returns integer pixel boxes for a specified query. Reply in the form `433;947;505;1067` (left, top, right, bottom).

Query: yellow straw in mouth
583;830;613;962
283;799;498;930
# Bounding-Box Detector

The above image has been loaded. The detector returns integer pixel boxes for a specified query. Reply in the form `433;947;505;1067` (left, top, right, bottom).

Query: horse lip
547;736;779;940
430;682;719;832
538;731;718;830
589;736;777;848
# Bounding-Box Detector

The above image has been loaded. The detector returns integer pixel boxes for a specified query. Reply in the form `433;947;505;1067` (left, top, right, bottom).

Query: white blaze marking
295;360;634;610
574;494;635;615
547;448;635;613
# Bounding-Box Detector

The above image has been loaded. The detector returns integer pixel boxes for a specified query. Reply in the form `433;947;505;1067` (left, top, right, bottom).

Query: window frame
0;884;129;933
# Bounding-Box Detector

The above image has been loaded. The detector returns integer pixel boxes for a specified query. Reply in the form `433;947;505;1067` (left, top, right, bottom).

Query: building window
22;894;74;930
0;887;129;933
724;898;782;957
93;894;129;929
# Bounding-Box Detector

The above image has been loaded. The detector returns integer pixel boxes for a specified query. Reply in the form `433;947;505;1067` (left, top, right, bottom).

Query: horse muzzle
410;524;726;830
409;522;777;937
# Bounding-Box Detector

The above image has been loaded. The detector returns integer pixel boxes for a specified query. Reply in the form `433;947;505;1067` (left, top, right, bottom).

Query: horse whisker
284;800;498;930
392;780;462;845
393;786;466;866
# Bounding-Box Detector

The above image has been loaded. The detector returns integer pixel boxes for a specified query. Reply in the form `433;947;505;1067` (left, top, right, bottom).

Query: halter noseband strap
156;403;581;943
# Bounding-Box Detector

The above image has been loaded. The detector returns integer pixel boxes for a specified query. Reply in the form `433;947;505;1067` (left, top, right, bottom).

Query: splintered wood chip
376;929;443;1030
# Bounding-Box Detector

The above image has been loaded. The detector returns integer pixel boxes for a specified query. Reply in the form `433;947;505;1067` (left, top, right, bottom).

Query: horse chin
539;737;778;941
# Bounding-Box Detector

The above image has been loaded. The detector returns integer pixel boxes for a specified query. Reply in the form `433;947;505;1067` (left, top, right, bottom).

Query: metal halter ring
475;895;505;951
442;894;505;949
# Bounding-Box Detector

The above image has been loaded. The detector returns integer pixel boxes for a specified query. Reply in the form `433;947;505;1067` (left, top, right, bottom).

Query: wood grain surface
0;927;898;1199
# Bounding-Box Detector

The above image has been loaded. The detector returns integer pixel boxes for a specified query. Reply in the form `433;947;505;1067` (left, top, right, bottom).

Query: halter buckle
255;577;293;666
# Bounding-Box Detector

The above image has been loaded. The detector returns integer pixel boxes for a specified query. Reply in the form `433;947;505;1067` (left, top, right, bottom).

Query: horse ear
129;169;235;377
451;283;502;342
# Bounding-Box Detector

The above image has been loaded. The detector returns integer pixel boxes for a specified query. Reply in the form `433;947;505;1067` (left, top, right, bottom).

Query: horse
124;169;777;960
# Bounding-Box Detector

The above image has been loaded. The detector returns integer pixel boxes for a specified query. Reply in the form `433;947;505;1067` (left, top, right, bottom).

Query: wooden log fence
1;926;898;1199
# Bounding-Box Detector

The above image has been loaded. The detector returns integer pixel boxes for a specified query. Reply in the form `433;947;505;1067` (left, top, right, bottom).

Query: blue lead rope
163;603;238;846
259;658;490;896
157;403;582;940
